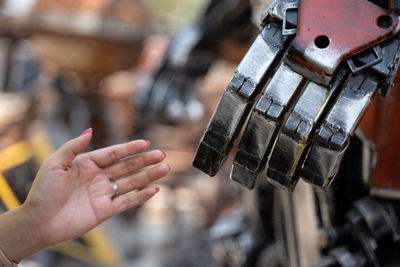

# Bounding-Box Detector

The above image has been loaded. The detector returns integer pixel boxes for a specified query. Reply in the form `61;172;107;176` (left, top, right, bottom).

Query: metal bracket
284;0;398;86
282;3;298;35
347;46;383;73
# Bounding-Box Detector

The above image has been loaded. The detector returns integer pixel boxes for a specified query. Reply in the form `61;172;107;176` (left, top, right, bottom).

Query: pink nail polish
155;187;160;193
145;140;151;146
80;128;92;136
166;164;171;171
161;150;167;158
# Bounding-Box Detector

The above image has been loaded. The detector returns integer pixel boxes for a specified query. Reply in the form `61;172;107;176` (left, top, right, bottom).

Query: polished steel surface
266;81;336;189
236;35;277;86
193;0;399;193
284;0;399;86
301;73;378;189
282;2;298;35
266;0;298;22
193;21;291;176
231;63;305;188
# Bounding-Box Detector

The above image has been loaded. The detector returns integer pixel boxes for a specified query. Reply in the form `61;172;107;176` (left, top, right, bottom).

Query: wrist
0;204;47;263
0;248;18;267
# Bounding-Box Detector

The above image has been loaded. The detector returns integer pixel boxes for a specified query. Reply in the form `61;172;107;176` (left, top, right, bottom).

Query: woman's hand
0;129;169;262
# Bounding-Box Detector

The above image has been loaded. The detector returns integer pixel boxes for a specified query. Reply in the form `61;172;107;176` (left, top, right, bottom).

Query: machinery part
347;47;383;74
342;36;400;96
138;24;213;123
311;198;400;267
360;37;400;199
348;198;400;243
285;0;399;86
309;248;367;267
274;180;321;267
138;0;257;123
266;80;338;189
193;19;292;176
301;73;378;189
193;0;400;191
209;208;269;267
281;2;298;35
231;62;305;189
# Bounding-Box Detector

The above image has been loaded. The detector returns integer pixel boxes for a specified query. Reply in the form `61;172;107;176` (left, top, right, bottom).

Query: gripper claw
266;81;338;190
193;21;292;176
193;0;399;192
231;63;305;188
301;73;378;189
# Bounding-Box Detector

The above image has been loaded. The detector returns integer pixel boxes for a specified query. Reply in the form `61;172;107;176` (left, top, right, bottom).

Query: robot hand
137;0;257;124
137;24;213;123
193;0;400;190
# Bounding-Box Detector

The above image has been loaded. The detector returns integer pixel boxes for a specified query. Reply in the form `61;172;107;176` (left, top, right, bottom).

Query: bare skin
0;129;170;263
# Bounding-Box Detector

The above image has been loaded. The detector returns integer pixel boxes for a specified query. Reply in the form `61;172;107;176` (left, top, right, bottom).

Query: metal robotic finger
138;0;258;124
301;73;379;189
139;24;215;123
231;62;306;189
301;34;400;189
266;79;341;190
193;0;400;192
193;20;292;176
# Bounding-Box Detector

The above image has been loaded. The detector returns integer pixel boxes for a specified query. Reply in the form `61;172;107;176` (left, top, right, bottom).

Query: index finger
86;139;150;167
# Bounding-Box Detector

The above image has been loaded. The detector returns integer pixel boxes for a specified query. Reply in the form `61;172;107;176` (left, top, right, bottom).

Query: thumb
52;128;93;167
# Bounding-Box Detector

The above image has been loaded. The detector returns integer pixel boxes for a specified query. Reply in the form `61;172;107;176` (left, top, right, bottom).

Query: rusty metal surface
231;62;305;189
193;0;400;193
302;73;379;189
193;21;292;176
266;81;337;190
285;0;399;85
361;72;400;199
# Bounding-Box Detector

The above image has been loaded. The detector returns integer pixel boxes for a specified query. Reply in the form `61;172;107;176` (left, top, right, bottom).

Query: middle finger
105;149;166;179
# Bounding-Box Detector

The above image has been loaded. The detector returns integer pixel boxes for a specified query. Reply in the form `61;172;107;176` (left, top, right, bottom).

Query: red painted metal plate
285;0;398;85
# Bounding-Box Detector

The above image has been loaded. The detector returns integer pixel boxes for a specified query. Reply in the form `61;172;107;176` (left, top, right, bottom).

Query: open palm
24;130;169;247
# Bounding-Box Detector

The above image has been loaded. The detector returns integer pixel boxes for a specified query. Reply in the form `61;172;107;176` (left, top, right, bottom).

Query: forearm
0;204;46;263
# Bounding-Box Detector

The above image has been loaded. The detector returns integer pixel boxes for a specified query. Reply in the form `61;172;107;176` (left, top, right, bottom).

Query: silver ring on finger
111;179;120;198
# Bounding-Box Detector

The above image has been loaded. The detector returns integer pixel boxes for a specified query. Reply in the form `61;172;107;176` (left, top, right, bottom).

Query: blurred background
0;0;263;266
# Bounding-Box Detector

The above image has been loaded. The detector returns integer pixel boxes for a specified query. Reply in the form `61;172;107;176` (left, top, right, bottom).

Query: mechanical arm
193;0;400;192
191;1;400;266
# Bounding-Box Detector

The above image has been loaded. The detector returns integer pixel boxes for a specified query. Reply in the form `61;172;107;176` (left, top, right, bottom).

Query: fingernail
80;128;92;136
161;150;166;158
155;187;160;193
145;140;151;146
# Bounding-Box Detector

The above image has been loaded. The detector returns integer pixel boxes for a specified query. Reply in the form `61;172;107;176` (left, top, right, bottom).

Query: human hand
0;129;169;262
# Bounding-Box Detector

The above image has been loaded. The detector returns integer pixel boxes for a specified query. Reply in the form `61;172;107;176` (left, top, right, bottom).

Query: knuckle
140;155;148;167
128;177;137;189
124;157;139;171
123;158;132;171
144;151;160;165
107;149;119;163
